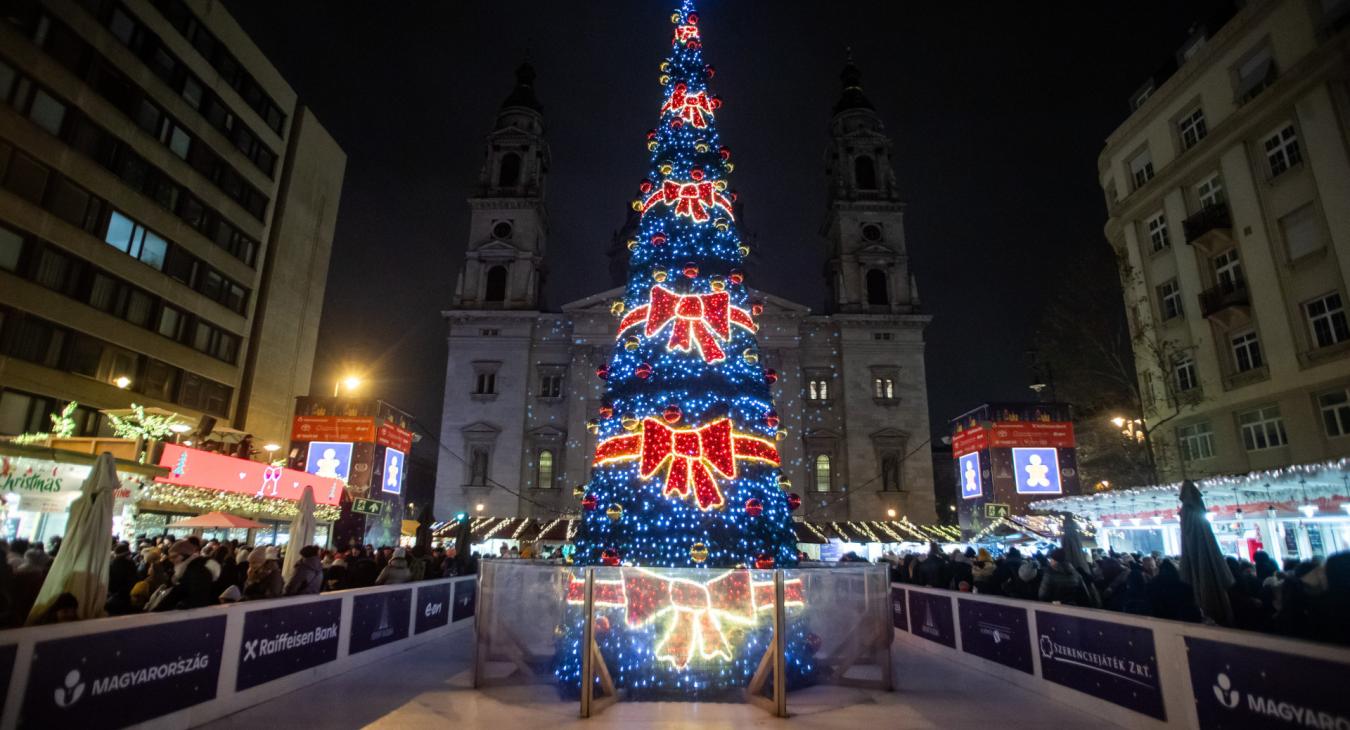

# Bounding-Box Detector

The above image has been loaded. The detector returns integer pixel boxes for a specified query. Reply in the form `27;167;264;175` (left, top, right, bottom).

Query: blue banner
1035;611;1164;720
22;615;225;728
415;583;451;634
958;599;1032;674
236;598;341;691
350;589;411;654
452;579;476;623
890;587;907;631
907;590;955;647
1186;636;1350;729
0;643;14;719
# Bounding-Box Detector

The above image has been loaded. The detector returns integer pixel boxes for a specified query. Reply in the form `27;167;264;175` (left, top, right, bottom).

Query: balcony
1198;280;1250;328
1183;204;1232;248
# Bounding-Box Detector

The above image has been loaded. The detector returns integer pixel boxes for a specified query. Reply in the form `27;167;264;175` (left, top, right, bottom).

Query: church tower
821;58;917;315
453;61;550;310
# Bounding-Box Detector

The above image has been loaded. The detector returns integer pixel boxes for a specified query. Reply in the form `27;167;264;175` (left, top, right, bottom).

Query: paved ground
199;632;1123;729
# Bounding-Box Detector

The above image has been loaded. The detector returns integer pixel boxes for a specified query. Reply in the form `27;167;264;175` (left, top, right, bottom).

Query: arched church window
854;155;877;190
814;454;831;492
498;153;521;188
537;450;554;488
485;265;508;302
866;269;889;306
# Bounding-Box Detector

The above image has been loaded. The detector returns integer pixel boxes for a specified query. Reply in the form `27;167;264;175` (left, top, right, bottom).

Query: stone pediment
471;240;521;258
461;421;501;436
856;243;897;256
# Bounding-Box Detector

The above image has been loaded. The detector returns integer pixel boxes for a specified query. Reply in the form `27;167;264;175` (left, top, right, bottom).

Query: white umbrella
1179;480;1234;626
27;452;118;624
282;485;317;583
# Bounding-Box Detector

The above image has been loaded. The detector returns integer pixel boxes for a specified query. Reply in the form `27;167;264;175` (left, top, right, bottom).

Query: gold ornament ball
743;348;759;364
690;541;709;563
606;504;623;522
621;415;640;431
652;268;669;283
738;245;751;257
778;477;792;491
659;163;673;175
586;418;601;434
775;429;788;442
709;276;726;291
572;485;586;498
610;300;626;316
624;336;641;352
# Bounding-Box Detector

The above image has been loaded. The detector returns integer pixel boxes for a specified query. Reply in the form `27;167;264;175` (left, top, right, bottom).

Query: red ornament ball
683;262;699;278
765;410;780;428
754;553;775;570
719;146;731;160
651;232;667;246
690;167;705;181
598;403;614;419
728;269;744;285
646;128;658;140
600;548;620;566
764;369;778;384
596;365;610;380
662;404;682;423
710;95;723;109
805;632;823;653
670;118;683;128
638;179;653;194
745;498;763;517
582;493;598;511
786;493;802;511
636;362;653;379
751;302;765;316
687;11;699;24
705;64;716;78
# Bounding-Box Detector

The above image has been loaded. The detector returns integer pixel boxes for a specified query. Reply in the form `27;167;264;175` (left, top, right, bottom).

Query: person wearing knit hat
219;585;242;603
169;539;197;558
244;545;283;600
264;546;281;562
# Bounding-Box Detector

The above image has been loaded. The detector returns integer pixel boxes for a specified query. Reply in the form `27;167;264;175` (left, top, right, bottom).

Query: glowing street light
334;374;363;397
263;443;281;453
169;423;192;434
475;503;486;513
113;376;132;389
886;508;897;518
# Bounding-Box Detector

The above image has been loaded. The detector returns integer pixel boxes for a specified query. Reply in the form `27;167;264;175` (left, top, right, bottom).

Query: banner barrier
895;583;1350;729
0;576;476;730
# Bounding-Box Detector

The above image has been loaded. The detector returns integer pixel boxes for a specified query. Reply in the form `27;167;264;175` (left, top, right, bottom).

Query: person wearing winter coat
105;543;138;615
1147;559;1203;623
1005;559;1041;600
243;547;284;600
1038;549;1092;606
283;546;324;596
971;548;997;594
347;548;379;588
154;540;220;611
375;548;413;585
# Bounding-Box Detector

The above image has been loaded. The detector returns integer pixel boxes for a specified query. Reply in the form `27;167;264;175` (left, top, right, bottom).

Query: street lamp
475;503;485;513
334;374;363;397
113;376;132;389
263;443;281;454
886;508;896;519
1108;414;1158;484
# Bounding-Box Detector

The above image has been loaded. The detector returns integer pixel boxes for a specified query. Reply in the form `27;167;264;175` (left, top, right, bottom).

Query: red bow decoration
618;286;756;362
594;418;780;510
567;568;804;669
672;24;700;45
661;86;714;128
642;180;735;223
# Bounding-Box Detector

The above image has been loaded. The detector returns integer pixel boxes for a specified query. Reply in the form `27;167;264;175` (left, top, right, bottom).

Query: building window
881;454;901;492
1235;46;1275;103
814;454;831;492
469;447;490;485
0;225;23;271
1197;174;1225;209
861;223;882;242
474;371;496;395
1213;248;1244;291
492;220;513;240
1263;124;1301;177
1146;212;1170;251
539;373;563;399
1129;149;1155;189
1179;107;1207;149
1174;354;1198;392
873;377;895;400
1231;330;1263;372
28;89;66;137
484;265;507;303
1177;422;1216;461
537;450;554;488
1281;204;1322;261
807;378;829;401
1158;279;1184;321
854;156;877;190
1131;84;1154;110
497;153;521;188
1319;390;1350;437
865;269;889;306
479;328;499;337
1239;406;1288;451
1306;293;1350;349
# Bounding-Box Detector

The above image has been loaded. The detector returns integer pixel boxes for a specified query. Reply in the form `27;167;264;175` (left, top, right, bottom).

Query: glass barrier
472;560;573;701
785;564;893;696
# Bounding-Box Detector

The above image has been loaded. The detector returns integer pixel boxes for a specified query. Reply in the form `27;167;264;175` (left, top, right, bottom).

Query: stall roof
1029;458;1350;519
0;441;166;478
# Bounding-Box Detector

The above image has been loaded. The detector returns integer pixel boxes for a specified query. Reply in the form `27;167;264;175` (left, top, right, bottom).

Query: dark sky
226;1;1201;448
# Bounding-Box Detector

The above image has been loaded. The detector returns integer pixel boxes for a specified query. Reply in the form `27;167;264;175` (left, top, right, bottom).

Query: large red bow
593;418;780;510
618;286;756;362
661;87;714;128
642;180;735;223
566;568;805;669
673;24;700;45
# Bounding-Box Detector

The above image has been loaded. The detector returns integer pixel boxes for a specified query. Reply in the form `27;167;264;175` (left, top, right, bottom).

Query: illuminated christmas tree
558;0;814;695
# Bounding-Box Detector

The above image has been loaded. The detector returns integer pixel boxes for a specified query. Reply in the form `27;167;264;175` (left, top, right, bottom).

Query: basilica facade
434;62;936;524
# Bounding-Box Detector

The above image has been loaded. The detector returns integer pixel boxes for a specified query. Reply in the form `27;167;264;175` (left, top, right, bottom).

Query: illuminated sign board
291;416;376;443
156;444;342;505
382;448;404;495
305;442;354;483
1012;447;1062;494
958;452;982;500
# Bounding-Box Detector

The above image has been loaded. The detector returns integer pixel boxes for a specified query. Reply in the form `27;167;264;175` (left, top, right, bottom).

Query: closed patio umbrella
282;485;317;583
1179;480;1234;626
27;452;118;624
1060;512;1101;608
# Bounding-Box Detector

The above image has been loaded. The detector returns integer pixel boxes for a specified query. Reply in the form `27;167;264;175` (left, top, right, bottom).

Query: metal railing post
773;569;787;717
580;567;596;718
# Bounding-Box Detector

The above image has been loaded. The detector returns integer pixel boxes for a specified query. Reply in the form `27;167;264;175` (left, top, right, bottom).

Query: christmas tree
558;0;814;695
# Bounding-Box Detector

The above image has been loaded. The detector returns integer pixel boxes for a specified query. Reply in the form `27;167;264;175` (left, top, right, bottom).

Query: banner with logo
0;643;15;718
907;590;955;648
350;590;411;654
452;579;476;623
890;587;907;631
958;599;1032;674
415;583;451;634
1186;636;1350;729
22;615;225;727
1035;611;1165;720
236;599;341;691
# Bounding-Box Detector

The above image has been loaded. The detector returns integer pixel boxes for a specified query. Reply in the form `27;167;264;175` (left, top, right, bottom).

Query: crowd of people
0;535;480;626
881;543;1350;645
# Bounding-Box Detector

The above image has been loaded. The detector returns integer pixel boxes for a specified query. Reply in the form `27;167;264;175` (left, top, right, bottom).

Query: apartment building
1100;0;1350;479
0;0;345;447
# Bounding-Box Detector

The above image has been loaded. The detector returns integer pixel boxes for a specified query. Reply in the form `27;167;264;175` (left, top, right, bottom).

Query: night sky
226;2;1201;451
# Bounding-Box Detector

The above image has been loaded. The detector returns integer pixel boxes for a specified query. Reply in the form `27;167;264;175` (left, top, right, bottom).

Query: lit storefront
140;444;343;545
0;442;164;543
1030;459;1350;563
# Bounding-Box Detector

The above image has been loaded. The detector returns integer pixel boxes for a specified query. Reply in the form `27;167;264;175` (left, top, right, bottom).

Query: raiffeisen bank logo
1215;672;1350;728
